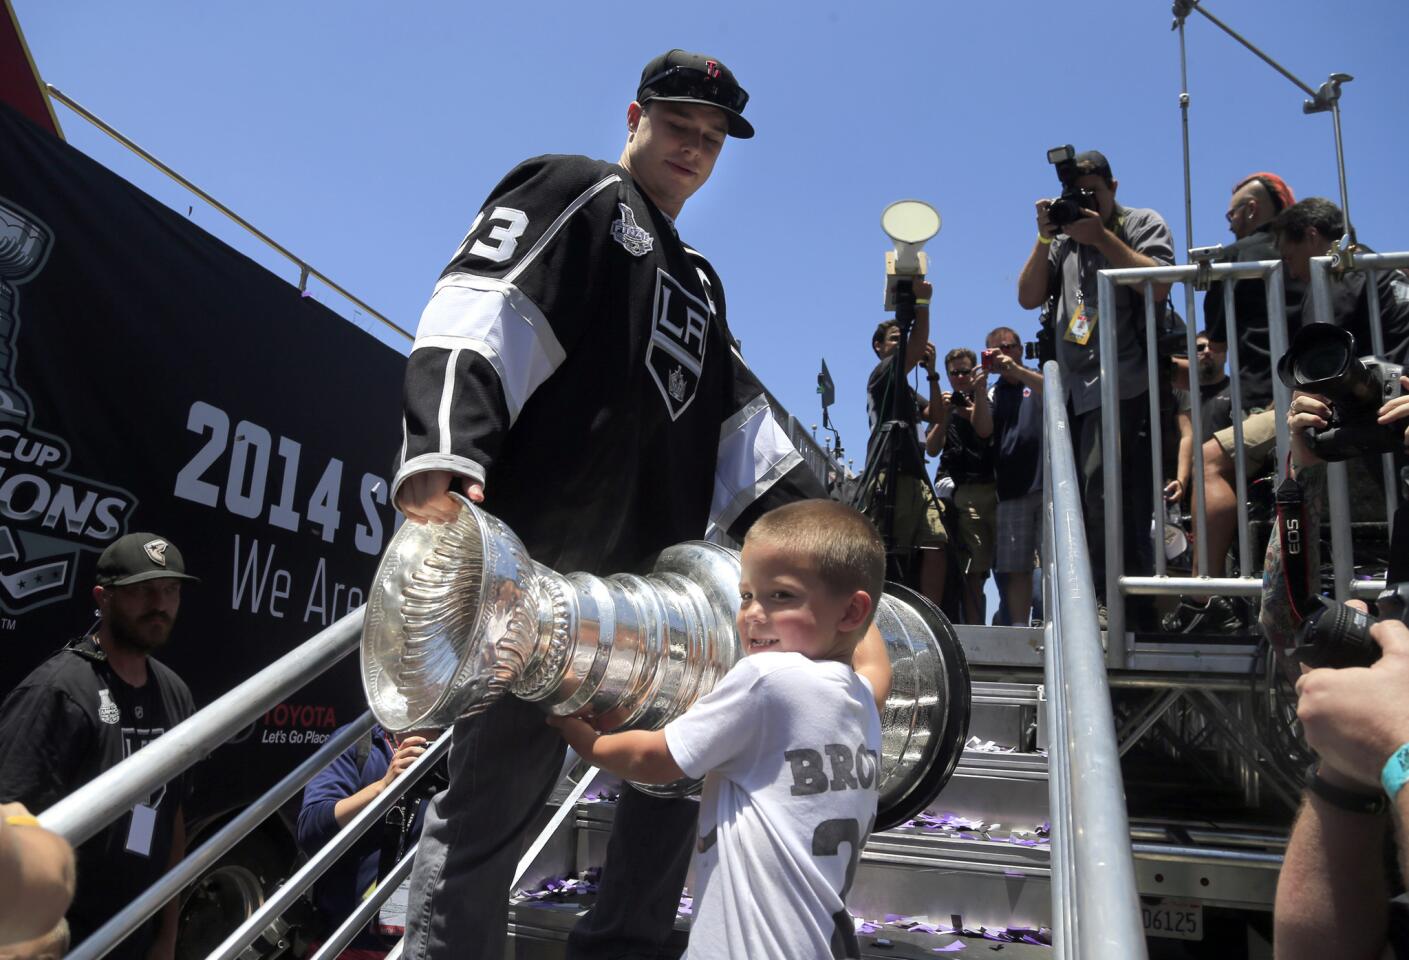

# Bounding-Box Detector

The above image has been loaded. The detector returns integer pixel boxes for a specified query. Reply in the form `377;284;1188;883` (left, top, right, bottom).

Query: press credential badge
125;802;157;856
1065;295;1096;346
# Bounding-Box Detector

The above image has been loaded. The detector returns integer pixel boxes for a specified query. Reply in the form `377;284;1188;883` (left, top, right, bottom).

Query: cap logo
144;539;169;567
704;60;720;79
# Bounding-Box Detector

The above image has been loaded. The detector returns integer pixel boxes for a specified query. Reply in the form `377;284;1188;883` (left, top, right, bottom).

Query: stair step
969;681;1043;750
953;624;1045;667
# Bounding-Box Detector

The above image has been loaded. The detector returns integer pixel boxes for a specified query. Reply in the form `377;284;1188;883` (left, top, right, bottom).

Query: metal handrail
39;607;364;845
1042;361;1149;959
42;84;413;344
205;733;454;960
66;715;376;960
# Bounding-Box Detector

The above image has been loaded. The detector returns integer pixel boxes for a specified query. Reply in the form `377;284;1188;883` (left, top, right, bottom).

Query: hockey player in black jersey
393;50;892;959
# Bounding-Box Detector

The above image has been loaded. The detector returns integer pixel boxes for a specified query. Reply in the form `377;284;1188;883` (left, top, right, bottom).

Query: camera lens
1294;343;1350;383
1295;599;1381;669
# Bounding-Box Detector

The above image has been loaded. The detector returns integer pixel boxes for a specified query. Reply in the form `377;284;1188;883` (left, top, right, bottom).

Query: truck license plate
1141;899;1203;941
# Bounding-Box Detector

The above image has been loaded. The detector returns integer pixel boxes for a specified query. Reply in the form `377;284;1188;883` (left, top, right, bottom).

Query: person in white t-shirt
549;499;886;960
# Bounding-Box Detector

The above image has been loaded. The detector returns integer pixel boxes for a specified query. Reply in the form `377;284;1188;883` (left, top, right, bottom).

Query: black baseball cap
96;533;199;587
637;49;754;139
1074;150;1113;181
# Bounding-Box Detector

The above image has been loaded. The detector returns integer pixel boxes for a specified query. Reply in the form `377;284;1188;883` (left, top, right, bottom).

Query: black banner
0;104;406;818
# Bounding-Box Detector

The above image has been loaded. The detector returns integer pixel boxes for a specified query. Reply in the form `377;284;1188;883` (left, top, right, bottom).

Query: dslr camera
1277;323;1405;461
1045;145;1100;230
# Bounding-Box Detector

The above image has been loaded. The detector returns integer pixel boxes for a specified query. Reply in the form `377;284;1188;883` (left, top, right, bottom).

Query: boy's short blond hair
744;500;886;633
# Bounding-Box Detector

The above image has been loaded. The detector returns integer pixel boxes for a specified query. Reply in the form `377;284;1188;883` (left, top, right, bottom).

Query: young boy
549;499;886;959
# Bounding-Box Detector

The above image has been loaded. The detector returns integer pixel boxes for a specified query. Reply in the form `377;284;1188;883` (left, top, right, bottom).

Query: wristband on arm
1381;743;1409;801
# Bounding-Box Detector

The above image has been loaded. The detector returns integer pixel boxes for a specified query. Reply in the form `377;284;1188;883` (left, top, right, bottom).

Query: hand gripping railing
36;608;366;960
1308;252;1408;603
1042;361;1148;960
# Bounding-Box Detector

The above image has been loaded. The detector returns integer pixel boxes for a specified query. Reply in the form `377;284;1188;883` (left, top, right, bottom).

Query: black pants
1071;393;1156;618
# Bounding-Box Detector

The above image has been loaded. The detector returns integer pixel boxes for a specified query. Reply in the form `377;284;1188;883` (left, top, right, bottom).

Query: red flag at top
0;0;62;138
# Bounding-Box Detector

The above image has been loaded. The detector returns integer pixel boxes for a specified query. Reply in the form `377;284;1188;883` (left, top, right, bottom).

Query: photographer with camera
931;347;994;624
983;327;1044;626
1017;148;1175;625
862;281;948;608
1205;199;1409;595
297;725;439;960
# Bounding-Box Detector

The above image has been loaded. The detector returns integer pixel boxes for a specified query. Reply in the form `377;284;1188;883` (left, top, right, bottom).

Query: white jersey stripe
437;347;462;455
504;174;620;285
414;273;566;424
710;394;804;532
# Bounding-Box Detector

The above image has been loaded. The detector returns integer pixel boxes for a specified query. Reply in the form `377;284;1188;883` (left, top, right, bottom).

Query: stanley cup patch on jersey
98;688;120;724
610;203;654;257
646;268;711;420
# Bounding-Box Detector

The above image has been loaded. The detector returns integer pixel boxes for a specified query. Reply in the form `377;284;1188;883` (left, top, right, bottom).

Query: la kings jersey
397;155;822;573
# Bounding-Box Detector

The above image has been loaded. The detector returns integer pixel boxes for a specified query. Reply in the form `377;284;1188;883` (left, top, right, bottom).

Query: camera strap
1389;495;1408;586
1275;472;1314;625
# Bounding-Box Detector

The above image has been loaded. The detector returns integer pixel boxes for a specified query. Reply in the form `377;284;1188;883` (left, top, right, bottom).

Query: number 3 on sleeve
454;207;529;265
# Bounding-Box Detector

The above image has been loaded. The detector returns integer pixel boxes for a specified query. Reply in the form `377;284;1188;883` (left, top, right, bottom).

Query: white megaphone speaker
881;200;941;310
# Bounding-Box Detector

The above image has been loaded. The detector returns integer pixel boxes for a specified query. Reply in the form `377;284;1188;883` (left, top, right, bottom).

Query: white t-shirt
664;652;883;960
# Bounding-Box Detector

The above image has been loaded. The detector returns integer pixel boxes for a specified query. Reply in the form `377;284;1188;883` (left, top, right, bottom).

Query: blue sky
14;0;1408;473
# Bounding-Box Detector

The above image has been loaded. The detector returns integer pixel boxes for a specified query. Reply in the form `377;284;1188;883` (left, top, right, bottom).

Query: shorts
995;490;1043;573
867;473;948;552
951;482;997;575
1214;408;1276;477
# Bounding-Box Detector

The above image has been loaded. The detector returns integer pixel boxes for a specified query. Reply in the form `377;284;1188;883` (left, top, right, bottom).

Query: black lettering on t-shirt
785;748;827;796
855;745;877;789
824;743;859;791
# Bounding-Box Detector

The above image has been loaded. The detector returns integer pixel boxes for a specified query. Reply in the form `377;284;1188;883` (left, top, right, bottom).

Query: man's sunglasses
640;66;749;114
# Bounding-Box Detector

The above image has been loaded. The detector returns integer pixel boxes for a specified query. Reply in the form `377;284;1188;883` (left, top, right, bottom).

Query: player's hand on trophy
396;470;485;524
921;342;937;375
912;278;933;306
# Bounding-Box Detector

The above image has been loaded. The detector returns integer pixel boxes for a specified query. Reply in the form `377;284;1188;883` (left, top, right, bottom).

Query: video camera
1045;145;1100;230
1294;583;1409;669
1277;323;1405;461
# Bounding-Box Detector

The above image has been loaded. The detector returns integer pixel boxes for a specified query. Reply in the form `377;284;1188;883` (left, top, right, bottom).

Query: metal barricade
1041;361;1148;959
1091;253;1403;653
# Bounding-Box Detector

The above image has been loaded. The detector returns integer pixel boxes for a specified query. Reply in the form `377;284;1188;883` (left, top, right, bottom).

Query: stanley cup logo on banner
362;497;971;830
0;201;50;422
0;197;137;614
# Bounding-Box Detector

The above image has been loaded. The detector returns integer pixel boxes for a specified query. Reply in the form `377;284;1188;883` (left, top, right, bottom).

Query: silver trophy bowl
362;497;969;829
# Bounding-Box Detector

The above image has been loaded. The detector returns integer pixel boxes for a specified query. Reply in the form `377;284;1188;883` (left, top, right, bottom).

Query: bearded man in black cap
393;49;890;960
0;534;198;960
1017;149;1174;627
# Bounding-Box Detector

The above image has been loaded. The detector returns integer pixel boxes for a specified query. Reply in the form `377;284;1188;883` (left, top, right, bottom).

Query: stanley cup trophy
362;496;970;829
0;201;51;423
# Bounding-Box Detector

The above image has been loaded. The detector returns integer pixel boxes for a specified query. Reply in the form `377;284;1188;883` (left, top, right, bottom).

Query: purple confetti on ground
932;941;967;953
